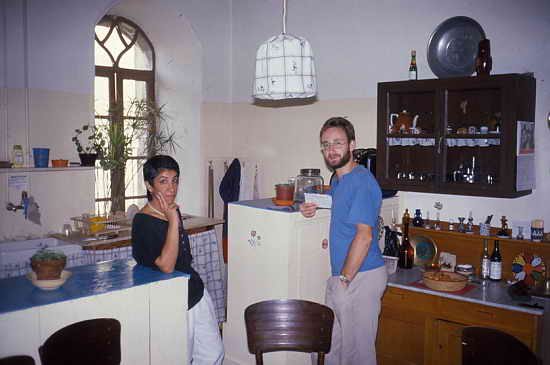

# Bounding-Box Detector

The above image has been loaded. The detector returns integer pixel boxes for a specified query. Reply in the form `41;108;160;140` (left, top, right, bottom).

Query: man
300;117;387;365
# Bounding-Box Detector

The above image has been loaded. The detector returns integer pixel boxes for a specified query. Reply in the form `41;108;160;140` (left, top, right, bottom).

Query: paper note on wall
7;175;29;203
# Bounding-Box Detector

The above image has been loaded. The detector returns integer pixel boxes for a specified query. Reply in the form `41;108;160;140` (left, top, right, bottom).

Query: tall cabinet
376;73;536;198
224;197;400;365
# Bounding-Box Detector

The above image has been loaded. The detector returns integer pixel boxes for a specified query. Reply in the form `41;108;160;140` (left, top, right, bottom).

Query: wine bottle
489;240;502;281
412;209;424;227
480;239;490;280
398;209;414;269
408;50;417;80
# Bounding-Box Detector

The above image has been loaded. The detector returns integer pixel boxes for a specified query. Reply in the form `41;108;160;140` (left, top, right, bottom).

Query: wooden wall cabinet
376;74;536;198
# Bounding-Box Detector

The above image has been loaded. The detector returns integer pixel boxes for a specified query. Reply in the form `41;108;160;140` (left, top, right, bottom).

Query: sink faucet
6;191;29;217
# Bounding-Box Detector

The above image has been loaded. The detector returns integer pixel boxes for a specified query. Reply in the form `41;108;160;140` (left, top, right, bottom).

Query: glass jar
456;264;474;280
294;168;324;203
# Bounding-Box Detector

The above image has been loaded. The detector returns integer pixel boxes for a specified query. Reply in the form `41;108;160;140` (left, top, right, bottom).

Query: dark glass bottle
409;50;417;80
489;240;502;281
475;39;492;76
398;209;414;269
412;209;424;227
480;239;490;280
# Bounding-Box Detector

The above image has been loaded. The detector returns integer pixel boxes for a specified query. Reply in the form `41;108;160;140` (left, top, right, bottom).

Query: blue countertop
0;259;187;315
388;266;544;315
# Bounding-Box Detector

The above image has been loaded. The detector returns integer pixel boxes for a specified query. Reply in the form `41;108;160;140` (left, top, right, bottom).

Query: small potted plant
30;248;67;280
72;124;105;166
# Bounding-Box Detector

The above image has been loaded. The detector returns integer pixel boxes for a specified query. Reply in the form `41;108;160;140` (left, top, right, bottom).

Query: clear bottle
12;145;25;168
489;240;502;281
294;168;324;203
398;209;414;269
408;50;418;80
480;239;490;280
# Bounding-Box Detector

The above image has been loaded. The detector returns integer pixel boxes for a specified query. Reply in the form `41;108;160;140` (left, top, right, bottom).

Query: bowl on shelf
423;271;467;292
27;270;72;290
51;159;69;168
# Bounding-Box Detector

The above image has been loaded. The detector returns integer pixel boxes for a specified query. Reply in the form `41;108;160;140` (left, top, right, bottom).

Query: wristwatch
339;274;351;284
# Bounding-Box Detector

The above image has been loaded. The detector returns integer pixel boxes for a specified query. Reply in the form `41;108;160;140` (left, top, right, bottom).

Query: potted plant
30;248;67;280
72;124;105;166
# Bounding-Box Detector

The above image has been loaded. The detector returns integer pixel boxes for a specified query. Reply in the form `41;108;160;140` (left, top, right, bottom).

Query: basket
383;255;398;275
71;212;131;237
423;271;467;292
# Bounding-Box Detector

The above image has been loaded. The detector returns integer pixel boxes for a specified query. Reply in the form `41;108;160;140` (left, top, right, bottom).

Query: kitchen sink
0;237;86;279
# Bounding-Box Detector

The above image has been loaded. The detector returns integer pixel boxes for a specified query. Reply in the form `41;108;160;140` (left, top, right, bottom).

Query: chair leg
318;352;325;365
255;353;263;365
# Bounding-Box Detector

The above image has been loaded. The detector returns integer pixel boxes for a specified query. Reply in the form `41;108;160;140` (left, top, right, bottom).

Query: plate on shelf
272;198;294;207
512;253;545;288
427;16;486;78
410;235;438;266
27;270;72;291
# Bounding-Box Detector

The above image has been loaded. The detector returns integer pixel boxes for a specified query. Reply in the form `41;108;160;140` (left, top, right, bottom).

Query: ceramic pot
31;258;66;280
79;153;98;167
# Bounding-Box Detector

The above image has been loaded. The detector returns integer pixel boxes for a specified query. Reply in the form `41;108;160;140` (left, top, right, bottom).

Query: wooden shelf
0;167;94;174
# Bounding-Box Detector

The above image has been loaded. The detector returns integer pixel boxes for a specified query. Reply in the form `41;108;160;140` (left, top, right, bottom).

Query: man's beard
325;149;351;170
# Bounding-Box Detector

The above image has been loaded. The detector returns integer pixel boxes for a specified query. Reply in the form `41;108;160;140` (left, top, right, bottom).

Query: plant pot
31;258;66;280
79;153;98;167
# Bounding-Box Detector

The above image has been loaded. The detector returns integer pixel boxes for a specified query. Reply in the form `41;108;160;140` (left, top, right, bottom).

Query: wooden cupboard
376;73;536;198
376;286;541;365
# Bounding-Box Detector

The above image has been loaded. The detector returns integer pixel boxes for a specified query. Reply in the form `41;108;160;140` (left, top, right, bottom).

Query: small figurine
496;215;510;238
412;209;424;227
466;211;474;234
516;226;525;240
457;217;466;233
448;218;455;231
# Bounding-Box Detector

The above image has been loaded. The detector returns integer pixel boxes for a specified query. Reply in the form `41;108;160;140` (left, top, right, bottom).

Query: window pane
94;77;110;116
123;79;148;115
95;43;113;67
125;158;146;199
119;32;153;71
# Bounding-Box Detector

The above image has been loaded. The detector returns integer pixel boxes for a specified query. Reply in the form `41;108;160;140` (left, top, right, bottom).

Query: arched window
94;15;155;214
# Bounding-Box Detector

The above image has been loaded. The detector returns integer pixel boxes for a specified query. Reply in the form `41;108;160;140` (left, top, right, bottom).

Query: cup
479;223;490;236
32;148;50;168
480;126;489;134
531;220;544;242
275;183;295;202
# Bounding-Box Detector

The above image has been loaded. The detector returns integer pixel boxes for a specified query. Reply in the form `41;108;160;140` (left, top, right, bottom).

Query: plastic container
32;148;50;168
12;145;25;167
294;168;324;203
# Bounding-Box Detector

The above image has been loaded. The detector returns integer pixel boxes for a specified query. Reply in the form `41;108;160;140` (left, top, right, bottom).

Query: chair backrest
39;318;121;365
0;356;35;365
462;326;540;365
245;299;334;365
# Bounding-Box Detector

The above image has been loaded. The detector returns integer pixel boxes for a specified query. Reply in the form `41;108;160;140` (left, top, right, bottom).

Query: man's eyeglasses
320;140;347;152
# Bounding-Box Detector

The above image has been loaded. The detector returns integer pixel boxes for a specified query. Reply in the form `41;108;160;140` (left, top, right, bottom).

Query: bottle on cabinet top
398;209;414;269
489;240;503;281
409;50;418;80
480;239;490;280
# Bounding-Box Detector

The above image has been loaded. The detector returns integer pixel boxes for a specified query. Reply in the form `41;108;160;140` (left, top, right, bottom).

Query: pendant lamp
253;0;317;100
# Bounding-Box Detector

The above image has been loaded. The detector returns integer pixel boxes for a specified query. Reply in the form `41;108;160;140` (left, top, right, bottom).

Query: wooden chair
245;299;334;365
462;326;540;365
0;356;35;365
39;318;121;365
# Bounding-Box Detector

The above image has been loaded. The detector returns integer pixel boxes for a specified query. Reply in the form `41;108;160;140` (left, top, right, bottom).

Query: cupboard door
433;319;464;365
294;214;331;304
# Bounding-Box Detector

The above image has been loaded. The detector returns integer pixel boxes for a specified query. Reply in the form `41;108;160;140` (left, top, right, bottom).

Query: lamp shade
253;33;317;100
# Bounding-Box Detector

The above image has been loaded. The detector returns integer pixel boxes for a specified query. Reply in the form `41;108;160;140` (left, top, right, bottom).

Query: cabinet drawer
383;286;437;312
438;298;536;334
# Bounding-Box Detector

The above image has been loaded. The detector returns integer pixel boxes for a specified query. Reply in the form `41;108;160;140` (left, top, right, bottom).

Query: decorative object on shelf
427;16;486;78
27;270;72;290
457;217;466;233
252;0;316;100
398;209;414;269
32;147;50;168
479;222;490;236
512;253;546;288
531;219;544;242
30;248;67;280
11;144;24;167
410;235;437;266
433;202;442;230
496;216;510;238
475;38;492;76
408;49;418;80
516;226;525;240
438;251;457;272
448;218;455;231
466;211;474;234
456;264;475;280
424;211;432;229
412;209;424;227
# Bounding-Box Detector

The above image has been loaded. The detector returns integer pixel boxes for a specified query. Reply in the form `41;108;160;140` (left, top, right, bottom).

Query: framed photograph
517;121;535;155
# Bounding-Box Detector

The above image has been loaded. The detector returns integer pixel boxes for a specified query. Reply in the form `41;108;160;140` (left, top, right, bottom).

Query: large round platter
512;253;545;288
410;235;437;266
423;271;467;292
427;16;486;78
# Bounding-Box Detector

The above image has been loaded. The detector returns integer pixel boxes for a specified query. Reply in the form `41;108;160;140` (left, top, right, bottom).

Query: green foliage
72;124;105;155
30;248;67;262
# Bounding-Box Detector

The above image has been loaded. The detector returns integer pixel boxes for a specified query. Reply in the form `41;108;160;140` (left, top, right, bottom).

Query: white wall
225;0;550;225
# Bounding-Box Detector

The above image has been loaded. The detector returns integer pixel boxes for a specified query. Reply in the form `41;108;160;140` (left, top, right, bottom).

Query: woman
132;155;224;365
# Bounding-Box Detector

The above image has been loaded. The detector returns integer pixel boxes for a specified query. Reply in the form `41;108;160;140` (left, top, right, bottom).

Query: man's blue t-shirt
329;165;384;275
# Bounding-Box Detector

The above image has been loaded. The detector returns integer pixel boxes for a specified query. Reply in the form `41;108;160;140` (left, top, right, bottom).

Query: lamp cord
282;0;287;34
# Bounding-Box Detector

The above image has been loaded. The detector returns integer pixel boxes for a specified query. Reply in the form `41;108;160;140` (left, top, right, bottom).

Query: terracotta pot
31;258;66;280
52;159;69;168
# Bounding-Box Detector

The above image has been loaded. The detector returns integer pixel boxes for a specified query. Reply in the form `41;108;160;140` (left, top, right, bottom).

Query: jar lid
300;168;321;175
456;264;473;270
